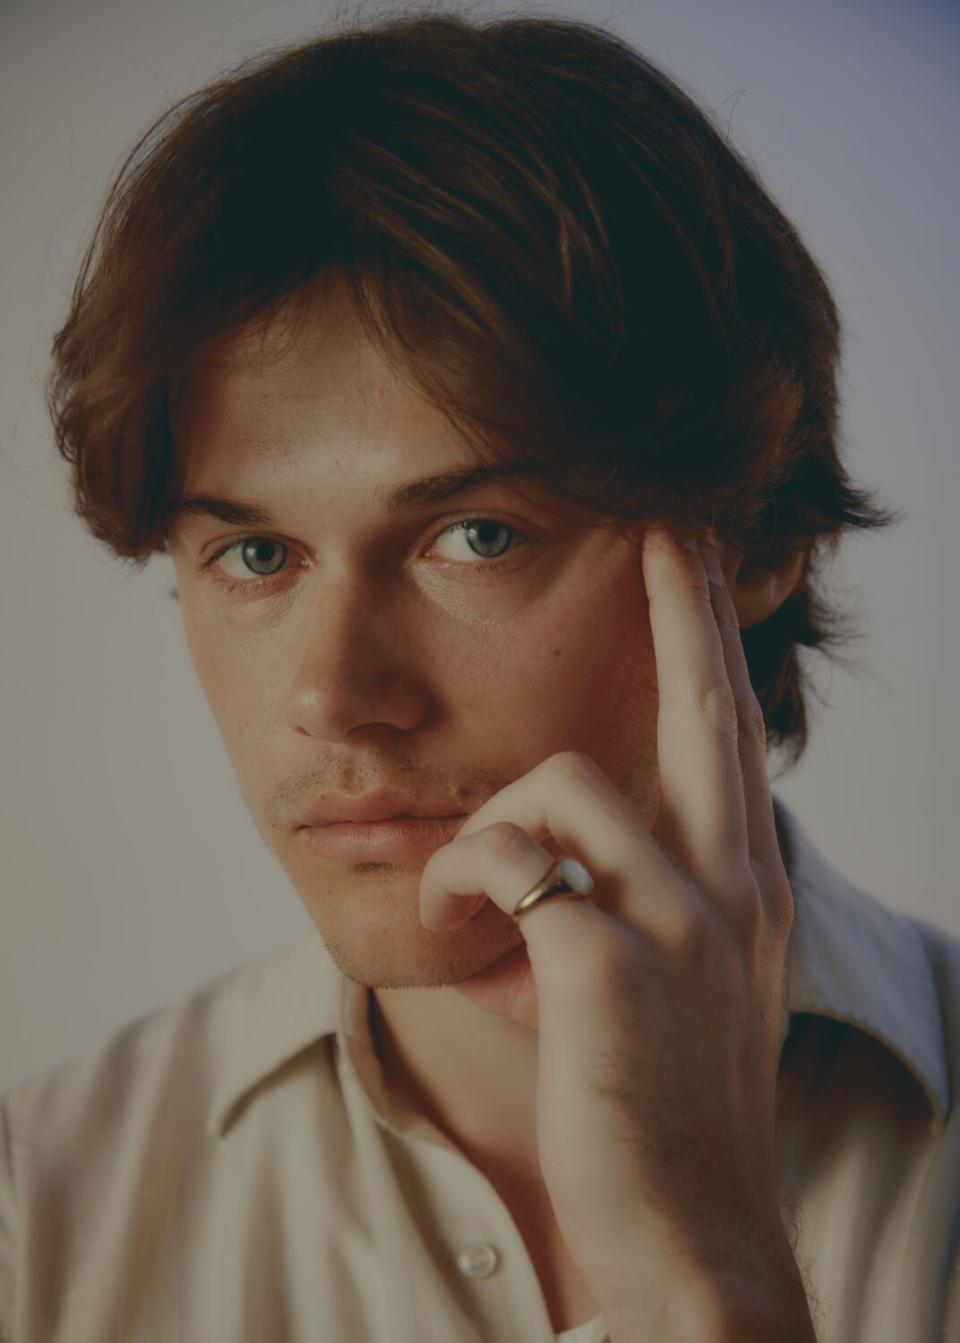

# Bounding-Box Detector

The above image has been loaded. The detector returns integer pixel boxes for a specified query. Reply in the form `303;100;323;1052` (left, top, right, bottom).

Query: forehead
172;286;462;474
166;286;579;536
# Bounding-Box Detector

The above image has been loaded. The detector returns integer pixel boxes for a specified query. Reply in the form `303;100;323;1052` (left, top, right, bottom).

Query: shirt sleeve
0;1099;17;1343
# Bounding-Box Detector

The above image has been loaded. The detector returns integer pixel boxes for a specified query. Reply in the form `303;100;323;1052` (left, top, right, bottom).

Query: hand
417;525;808;1337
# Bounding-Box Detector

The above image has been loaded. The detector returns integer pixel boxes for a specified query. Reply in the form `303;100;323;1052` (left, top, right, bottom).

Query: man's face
167;285;661;989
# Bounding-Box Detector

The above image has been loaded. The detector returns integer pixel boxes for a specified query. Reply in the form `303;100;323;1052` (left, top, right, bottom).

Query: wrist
602;1232;816;1343
606;1280;815;1343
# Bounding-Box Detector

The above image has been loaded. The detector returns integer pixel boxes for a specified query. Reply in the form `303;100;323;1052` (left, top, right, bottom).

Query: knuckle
733;857;763;899
486;820;532;859
730;865;764;923
723;863;766;944
663;890;713;961
768;872;795;941
674;916;712;967
737;692;767;748
548;749;598;783
700;682;740;741
781;897;796;947
775;897;795;948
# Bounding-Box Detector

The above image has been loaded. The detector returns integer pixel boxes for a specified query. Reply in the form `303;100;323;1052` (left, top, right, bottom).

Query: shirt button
455;1243;500;1278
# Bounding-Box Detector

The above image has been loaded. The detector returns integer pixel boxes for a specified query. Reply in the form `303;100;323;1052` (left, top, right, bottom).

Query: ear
714;542;807;631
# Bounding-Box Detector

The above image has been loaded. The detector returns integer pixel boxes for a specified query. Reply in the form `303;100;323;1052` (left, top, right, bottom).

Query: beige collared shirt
2;795;958;1342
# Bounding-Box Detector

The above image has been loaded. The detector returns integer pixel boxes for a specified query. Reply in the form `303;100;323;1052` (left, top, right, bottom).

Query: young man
3;11;957;1342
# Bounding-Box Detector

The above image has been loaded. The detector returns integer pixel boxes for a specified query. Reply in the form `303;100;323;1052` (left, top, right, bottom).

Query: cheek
177;597;273;753
455;567;657;742
179;597;227;698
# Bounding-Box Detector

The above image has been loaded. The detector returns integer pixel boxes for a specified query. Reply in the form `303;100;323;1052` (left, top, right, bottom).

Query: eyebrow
164;462;550;532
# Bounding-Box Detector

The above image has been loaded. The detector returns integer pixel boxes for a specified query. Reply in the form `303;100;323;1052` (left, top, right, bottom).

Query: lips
299;813;468;864
299;791;468;828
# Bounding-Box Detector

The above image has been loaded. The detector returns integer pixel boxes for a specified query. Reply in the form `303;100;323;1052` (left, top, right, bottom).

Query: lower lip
299;814;468;863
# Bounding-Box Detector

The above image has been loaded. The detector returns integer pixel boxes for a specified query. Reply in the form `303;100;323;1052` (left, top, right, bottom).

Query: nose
286;573;433;742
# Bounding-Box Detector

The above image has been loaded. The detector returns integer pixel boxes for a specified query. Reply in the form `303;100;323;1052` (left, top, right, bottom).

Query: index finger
642;524;750;903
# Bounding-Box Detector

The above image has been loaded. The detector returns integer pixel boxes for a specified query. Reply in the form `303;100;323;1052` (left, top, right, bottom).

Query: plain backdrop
2;0;958;1092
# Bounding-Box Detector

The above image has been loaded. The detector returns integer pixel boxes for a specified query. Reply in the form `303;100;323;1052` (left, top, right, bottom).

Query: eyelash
200;517;536;595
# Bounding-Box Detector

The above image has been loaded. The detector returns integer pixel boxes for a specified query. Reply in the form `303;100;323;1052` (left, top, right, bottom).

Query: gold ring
512;857;593;922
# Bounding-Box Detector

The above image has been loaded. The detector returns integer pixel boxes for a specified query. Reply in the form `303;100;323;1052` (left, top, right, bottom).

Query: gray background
2;0;958;1091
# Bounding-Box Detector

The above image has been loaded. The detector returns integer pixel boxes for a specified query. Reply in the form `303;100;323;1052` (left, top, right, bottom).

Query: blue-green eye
203;516;535;595
202;537;291;591
235;538;286;577
431;519;519;564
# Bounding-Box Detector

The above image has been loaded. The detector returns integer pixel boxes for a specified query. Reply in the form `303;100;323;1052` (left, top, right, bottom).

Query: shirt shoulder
0;933;332;1315
2;944;270;1142
904;909;960;1074
0;957;230;1335
0;931;347;1339
775;796;956;1135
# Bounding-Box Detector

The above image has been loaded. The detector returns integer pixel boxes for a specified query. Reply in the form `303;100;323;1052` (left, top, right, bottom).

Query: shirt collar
772;795;949;1135
207;793;950;1139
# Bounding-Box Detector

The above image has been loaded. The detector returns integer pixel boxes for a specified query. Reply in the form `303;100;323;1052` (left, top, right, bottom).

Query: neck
369;969;542;1167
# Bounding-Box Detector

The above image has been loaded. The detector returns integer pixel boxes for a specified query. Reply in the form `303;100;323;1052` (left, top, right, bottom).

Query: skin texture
167;279;806;1332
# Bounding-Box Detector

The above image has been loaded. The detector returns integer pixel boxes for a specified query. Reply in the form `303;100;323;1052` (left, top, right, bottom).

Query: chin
313;898;524;990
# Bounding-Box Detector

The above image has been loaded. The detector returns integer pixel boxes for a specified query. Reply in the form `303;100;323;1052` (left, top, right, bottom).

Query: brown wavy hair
46;5;900;770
